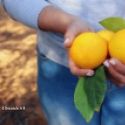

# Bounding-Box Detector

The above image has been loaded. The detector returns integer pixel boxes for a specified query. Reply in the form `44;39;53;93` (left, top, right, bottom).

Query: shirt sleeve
2;0;50;29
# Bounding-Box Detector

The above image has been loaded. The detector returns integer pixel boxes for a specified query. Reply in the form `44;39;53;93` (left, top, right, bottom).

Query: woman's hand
104;58;125;87
64;18;94;76
39;6;94;76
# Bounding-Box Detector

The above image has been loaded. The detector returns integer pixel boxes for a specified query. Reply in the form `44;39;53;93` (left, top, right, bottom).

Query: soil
0;6;47;125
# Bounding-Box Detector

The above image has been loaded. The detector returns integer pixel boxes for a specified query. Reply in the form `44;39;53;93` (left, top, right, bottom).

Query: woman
1;0;125;125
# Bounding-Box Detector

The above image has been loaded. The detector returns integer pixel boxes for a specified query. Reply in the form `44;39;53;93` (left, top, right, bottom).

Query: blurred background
0;6;47;125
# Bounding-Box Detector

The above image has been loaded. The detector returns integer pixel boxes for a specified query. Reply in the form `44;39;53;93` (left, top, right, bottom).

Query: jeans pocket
38;52;48;61
40;53;47;58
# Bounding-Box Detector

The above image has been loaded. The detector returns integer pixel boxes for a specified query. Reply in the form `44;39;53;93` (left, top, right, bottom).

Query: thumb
64;26;78;48
64;37;74;48
64;25;93;48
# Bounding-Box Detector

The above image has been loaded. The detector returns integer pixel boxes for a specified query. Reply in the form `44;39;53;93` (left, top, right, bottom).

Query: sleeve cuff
3;0;50;29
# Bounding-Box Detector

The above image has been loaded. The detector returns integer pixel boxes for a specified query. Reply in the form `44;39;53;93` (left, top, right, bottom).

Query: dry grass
0;7;47;125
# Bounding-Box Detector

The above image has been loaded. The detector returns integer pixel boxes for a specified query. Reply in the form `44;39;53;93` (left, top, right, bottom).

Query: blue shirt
1;0;125;67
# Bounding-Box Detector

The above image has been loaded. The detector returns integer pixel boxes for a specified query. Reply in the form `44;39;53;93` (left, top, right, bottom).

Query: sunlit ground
0;7;47;125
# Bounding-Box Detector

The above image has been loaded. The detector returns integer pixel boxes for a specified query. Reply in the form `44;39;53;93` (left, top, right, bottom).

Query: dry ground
0;6;47;125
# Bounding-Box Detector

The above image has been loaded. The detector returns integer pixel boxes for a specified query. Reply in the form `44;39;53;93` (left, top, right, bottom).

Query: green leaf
74;77;94;123
100;17;125;32
74;66;107;123
84;66;107;111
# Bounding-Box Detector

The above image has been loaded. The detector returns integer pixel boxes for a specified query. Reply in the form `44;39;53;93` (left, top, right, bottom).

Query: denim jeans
37;52;125;125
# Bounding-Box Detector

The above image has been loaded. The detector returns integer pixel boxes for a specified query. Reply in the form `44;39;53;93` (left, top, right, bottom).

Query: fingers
64;38;72;48
109;58;125;75
64;20;94;48
109;78;125;87
64;26;79;48
69;58;94;76
104;59;125;86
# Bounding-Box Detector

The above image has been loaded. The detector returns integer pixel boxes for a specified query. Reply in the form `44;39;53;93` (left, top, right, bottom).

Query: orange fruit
69;32;108;69
98;30;115;58
109;29;125;64
97;30;114;42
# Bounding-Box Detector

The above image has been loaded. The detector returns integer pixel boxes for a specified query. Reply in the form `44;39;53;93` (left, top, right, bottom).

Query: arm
39;6;94;76
2;0;50;29
3;1;94;76
38;6;76;33
38;6;93;34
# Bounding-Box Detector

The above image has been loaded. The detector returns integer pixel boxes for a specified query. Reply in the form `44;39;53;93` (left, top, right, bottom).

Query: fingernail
86;71;94;76
109;59;116;65
104;60;110;67
64;38;70;44
64;38;70;47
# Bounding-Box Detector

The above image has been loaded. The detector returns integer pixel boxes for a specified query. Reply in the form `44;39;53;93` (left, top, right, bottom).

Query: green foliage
100;17;125;32
74;77;94;122
84;66;107;111
74;66;107;123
